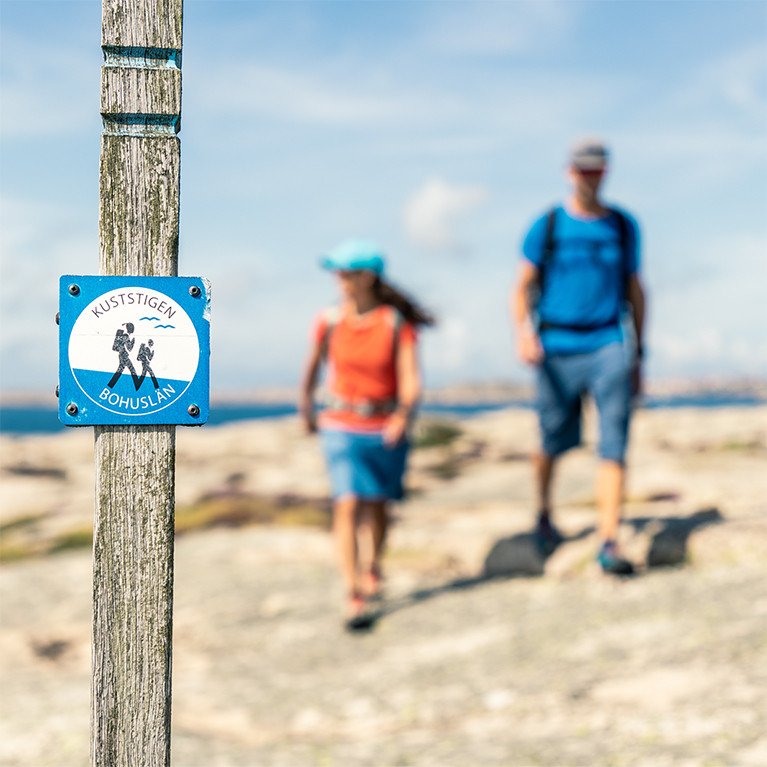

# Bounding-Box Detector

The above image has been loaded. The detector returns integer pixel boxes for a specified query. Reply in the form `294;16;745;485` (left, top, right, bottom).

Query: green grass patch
175;493;331;534
413;419;462;449
0;494;332;564
722;440;765;452
426;458;461;480
0;541;37;563
0;513;48;535
49;527;94;554
1;522;94;562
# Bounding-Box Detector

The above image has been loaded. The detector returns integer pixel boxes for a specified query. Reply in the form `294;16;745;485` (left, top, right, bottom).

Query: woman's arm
383;332;420;447
299;341;324;434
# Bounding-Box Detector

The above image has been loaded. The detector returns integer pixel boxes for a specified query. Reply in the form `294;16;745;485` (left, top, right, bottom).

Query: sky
1;0;765;394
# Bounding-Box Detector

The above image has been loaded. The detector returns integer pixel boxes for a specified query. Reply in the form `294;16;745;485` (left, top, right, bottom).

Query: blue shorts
320;428;409;501
536;341;631;462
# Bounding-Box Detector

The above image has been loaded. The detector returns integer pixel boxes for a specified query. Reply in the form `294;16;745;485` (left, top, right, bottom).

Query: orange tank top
312;304;416;432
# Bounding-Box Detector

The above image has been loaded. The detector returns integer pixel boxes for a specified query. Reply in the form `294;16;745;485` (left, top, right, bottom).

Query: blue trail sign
58;275;210;426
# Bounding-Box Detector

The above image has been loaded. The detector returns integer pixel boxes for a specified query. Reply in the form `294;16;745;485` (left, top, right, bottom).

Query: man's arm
511;260;544;366
625;273;646;393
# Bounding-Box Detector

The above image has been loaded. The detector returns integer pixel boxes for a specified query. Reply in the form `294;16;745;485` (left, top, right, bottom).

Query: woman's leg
358;500;388;595
333;496;360;597
369;500;388;570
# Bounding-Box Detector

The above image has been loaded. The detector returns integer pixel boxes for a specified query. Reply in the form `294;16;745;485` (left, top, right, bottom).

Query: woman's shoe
363;565;383;601
345;592;373;631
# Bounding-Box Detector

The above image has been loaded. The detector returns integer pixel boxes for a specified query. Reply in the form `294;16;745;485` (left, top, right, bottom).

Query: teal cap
319;238;385;275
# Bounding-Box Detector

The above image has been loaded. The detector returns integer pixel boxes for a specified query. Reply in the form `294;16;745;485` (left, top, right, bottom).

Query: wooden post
92;1;182;764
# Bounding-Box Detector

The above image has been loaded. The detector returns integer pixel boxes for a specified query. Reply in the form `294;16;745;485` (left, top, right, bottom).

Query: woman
300;239;434;628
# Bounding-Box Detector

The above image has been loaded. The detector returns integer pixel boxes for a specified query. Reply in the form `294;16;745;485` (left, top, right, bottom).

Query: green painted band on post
101;113;180;136
102;45;181;70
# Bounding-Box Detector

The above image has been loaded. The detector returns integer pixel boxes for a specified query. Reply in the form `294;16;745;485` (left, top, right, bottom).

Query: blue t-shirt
522;205;640;356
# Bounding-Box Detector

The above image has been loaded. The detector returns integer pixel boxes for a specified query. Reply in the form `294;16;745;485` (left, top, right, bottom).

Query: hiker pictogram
136;339;159;390
107;323;142;389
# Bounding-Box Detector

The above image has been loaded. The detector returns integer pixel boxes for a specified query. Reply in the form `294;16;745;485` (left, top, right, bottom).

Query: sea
0;393;764;435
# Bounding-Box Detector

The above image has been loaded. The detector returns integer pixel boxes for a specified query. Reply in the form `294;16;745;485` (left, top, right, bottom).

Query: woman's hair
372;277;435;328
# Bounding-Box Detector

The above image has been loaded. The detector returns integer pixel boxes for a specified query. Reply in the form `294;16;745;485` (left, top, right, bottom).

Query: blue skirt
320;428;409;501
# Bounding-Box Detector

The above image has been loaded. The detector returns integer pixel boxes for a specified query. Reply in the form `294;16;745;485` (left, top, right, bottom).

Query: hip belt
539;318;620;332
320;392;397;418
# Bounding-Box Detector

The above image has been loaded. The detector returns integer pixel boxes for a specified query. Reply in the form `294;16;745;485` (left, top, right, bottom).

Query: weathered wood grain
102;0;183;50
99;136;180;276
93;0;182;764
101;67;182;120
92;426;176;765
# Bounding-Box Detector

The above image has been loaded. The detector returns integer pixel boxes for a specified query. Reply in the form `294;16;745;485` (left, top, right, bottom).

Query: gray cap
569;137;609;170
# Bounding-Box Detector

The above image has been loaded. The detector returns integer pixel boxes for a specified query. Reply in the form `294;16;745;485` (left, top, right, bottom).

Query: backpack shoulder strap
610;207;628;250
608;207;630;297
535;206;558;304
541;206;557;267
389;305;403;332
388;305;404;359
319;305;341;360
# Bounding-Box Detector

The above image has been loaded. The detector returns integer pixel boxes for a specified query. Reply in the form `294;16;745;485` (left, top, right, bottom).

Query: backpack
533;206;630;332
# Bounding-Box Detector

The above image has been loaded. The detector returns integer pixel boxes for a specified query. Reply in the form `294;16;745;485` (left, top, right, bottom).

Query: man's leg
594;460;633;574
533;450;556;515
596;459;624;541
532;450;562;555
590;343;634;574
533;358;583;553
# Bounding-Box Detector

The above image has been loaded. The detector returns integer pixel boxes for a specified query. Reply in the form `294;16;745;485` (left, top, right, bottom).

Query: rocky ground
1;405;766;766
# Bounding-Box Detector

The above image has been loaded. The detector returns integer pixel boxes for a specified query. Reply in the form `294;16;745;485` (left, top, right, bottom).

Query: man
511;137;646;574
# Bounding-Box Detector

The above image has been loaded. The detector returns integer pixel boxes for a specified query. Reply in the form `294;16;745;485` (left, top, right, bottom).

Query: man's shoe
597;541;634;575
534;513;563;557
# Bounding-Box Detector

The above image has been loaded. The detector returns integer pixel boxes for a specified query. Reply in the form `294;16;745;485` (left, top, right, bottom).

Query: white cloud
691;42;767;121
422;0;573;56
191;63;408;126
403;178;490;253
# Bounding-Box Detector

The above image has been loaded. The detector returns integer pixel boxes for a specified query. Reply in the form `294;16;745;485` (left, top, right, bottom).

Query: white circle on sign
69;287;199;416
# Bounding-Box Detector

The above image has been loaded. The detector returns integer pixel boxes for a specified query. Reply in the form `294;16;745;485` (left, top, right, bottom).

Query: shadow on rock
483;533;547;577
483;524;597;578
348;508;724;634
352;575;491;632
357;532;572;631
629;507;723;567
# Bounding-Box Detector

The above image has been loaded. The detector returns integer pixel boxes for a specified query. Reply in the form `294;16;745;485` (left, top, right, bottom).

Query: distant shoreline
2;378;765;408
